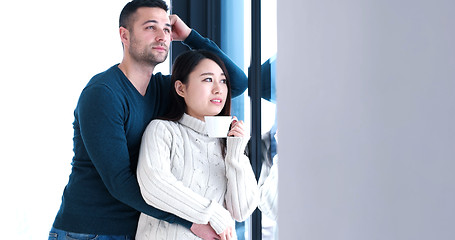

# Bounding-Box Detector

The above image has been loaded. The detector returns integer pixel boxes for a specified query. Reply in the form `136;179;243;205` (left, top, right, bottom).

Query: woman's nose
212;82;222;94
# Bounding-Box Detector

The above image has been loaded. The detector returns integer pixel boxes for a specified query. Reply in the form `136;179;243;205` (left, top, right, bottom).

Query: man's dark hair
119;0;169;29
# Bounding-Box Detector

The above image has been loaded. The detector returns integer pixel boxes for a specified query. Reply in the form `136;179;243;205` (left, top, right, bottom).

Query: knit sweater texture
136;114;259;239
51;30;248;236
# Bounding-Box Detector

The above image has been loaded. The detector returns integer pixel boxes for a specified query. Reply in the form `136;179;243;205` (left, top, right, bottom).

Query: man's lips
152;46;167;51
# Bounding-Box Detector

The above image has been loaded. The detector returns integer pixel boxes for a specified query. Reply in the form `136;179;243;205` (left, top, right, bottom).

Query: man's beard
130;39;169;66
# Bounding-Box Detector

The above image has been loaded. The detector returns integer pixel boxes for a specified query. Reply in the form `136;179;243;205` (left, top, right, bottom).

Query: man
48;0;247;239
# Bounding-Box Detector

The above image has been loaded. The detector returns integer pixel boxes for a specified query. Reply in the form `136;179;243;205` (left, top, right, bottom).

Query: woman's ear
175;80;185;97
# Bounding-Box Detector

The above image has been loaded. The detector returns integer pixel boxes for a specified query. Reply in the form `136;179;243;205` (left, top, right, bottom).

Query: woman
136;50;259;240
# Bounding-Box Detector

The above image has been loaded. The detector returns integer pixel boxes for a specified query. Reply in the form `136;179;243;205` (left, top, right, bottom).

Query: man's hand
169;14;191;41
190;223;220;240
218;225;236;240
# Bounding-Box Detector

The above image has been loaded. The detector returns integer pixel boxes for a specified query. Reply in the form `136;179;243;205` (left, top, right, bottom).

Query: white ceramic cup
204;116;233;138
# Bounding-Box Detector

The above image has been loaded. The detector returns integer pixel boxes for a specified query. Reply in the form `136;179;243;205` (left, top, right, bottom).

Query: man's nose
155;29;165;41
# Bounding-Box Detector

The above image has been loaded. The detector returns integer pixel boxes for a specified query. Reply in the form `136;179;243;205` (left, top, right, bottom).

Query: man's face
128;7;171;66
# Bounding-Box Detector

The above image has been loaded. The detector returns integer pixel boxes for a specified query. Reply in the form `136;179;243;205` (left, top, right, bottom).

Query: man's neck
118;59;155;96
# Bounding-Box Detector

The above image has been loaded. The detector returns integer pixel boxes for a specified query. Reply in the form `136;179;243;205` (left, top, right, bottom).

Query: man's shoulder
81;65;127;96
150;72;171;85
89;65;123;86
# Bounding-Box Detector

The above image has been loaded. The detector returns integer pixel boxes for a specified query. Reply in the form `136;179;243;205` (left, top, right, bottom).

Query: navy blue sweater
52;30;248;236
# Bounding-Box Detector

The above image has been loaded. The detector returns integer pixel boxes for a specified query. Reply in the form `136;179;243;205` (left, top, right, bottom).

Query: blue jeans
48;227;133;240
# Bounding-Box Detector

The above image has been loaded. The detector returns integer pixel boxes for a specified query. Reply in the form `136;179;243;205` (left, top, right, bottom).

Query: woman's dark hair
163;50;232;122
119;0;169;29
163;50;232;157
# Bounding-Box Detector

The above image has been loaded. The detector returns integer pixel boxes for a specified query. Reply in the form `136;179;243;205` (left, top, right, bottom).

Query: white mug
204;116;234;138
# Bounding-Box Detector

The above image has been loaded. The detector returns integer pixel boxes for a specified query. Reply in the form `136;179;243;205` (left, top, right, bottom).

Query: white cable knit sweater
136;114;259;240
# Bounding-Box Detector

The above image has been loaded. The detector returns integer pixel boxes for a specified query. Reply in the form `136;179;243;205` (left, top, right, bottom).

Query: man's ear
175;80;185;97
119;26;130;47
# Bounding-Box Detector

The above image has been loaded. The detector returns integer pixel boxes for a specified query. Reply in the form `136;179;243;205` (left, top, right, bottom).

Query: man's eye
164;28;171;33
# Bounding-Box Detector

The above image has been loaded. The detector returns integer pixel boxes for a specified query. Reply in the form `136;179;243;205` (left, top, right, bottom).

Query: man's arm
77;85;192;229
170;14;248;98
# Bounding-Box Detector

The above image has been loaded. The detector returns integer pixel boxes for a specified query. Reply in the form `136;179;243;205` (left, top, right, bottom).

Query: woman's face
176;58;228;121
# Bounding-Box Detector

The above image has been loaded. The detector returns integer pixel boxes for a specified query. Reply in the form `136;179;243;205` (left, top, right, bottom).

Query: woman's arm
137;120;234;234
224;136;260;222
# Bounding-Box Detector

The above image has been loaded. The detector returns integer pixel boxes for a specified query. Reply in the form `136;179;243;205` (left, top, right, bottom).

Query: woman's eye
220;79;227;84
203;78;213;82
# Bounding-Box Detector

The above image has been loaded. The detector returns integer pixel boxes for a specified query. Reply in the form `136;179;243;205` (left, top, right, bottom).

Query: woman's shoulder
143;119;181;136
148;119;178;128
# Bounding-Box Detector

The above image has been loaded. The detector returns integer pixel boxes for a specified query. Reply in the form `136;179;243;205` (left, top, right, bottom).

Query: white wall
0;1;170;239
277;1;455;239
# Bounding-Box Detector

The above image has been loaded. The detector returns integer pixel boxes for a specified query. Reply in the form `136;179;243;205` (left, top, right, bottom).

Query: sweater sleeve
182;30;248;98
224;137;260;222
257;156;279;221
77;85;192;229
137;121;235;234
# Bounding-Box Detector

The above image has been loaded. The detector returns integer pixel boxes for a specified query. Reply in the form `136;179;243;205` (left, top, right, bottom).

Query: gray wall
276;1;455;239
